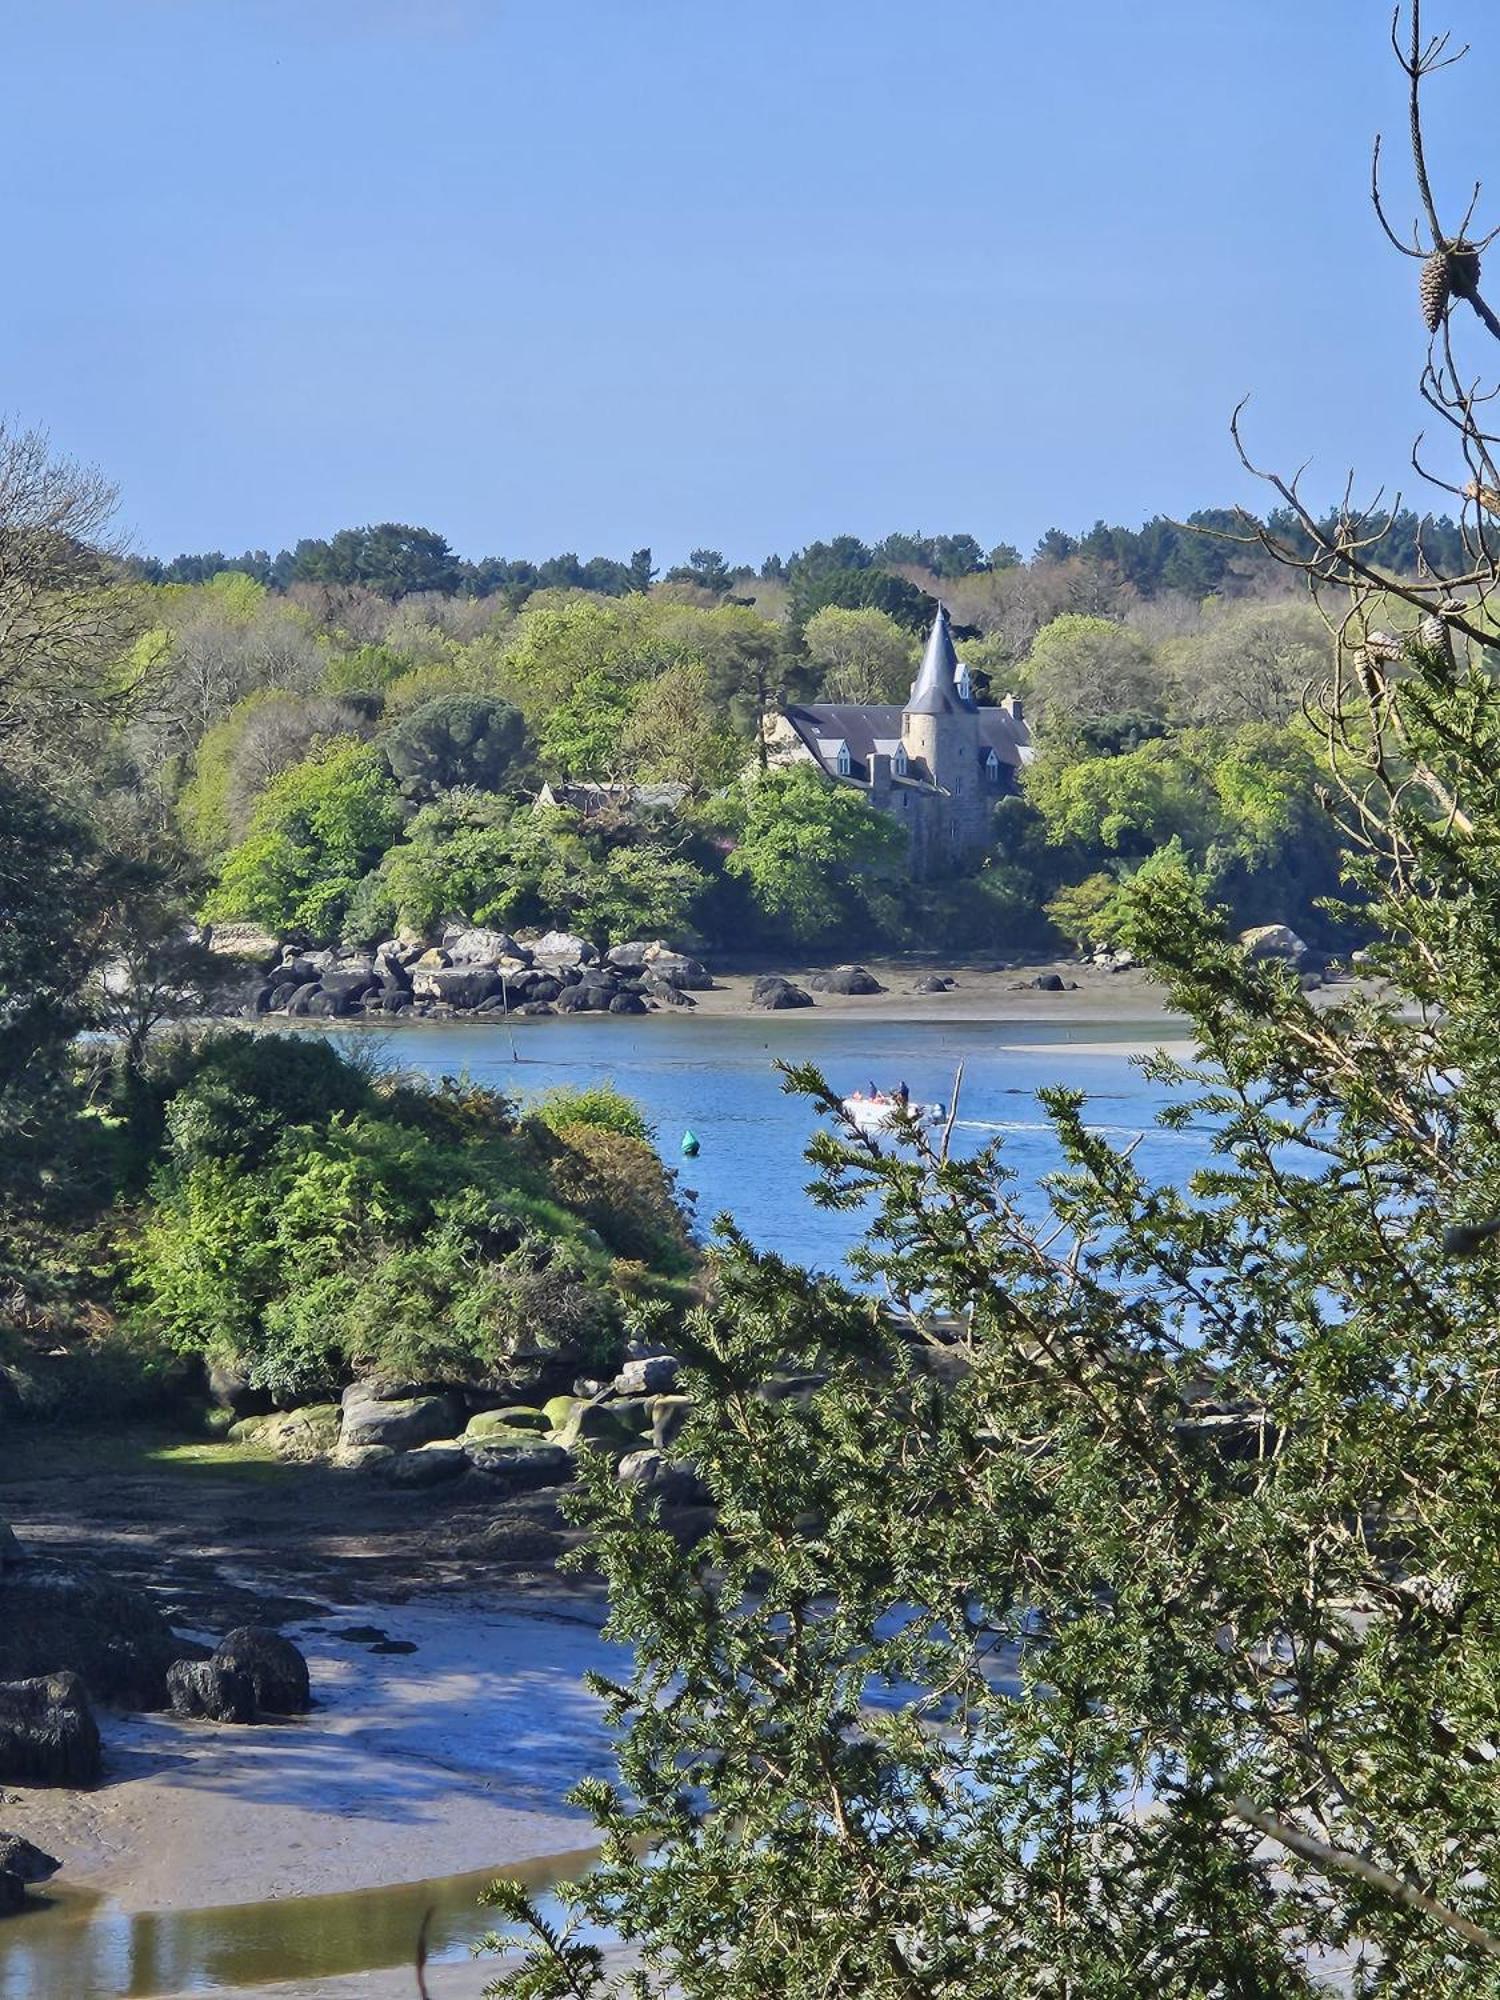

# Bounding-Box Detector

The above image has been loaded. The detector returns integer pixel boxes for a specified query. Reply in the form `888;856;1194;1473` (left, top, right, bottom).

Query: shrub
530;1085;654;1143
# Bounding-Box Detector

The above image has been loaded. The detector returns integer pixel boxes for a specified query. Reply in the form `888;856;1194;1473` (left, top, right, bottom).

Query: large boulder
642;975;694;1008
375;1442;469;1488
614;1356;680;1397
207;1361;273;1422
0;1567;182;1708
340;1392;461;1452
206;923;281;968
463;1408;550;1444
283;981;324;1017
466;1440;574;1490
426;966;502;1008
319;967;378;1005
609;992;647;1015
530;929;599;966
0;1672;101;1785
642;951;712;991
807;965;884;996
554;984;605;1014
227;1405;340;1462
1239;923;1308;964
446;928;522;966
212;1628;310;1715
751;975;813;1011
166;1657;258;1724
0;1834;60;1885
616;1449;710;1506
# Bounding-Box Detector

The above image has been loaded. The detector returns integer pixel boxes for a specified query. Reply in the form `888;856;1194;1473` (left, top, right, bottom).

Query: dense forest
86;495;1455;965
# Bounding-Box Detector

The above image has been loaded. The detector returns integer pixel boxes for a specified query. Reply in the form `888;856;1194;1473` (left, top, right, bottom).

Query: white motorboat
840;1092;944;1136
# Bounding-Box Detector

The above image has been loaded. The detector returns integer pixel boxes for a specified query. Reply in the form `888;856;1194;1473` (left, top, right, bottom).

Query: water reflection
0;1845;597;1999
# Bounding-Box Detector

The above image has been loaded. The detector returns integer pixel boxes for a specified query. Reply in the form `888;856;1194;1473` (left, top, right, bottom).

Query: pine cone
1419;611;1448;651
1449;240;1481;298
1421;250;1450;330
1420;242;1482;330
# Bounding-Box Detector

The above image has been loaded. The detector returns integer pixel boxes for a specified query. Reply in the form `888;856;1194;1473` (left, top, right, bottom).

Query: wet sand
682;957;1176;1026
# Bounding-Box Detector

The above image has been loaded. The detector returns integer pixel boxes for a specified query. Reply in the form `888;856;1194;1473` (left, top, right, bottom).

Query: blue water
287;1011;1204;1271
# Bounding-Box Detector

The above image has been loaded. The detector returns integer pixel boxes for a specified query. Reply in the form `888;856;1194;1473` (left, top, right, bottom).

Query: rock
751;975;813;1011
340;1392;461;1451
446;928;521;966
0;1873;23;1914
912;975;950;993
616;1449;710;1506
331;1442;396;1474
0;1521;20;1572
463;1407;550;1443
320;967;377;1004
807;965;884;996
609;992;647;1015
756;1372;829;1405
1032;972;1065;992
413;947;451;970
382;989;414;1013
1300;970;1323;991
212;1627;310;1715
166;1656;258;1724
206;923;281;967
614;1356;680;1397
376;1443;469;1488
1239;923;1308;963
554;985;604;1013
643;952;712;991
283;981;323;1017
229;1405;340;1462
424;967;502;1008
531;929;599;966
0;1567;182;1708
553;1397;653;1451
0;1672;101;1785
604;940;657;969
466;1440;574;1490
0;1834;59;1885
641;976;694;1007
305;988;350;1018
516;1001;554;1016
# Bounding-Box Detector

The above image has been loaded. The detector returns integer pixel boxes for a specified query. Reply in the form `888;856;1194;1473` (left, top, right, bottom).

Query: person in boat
896;1081;909;1109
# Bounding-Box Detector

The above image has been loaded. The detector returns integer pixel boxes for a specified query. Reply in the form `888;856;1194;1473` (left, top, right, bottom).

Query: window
892;743;909;777
956;664;973;703
984;748;1000;780
835;742;852;777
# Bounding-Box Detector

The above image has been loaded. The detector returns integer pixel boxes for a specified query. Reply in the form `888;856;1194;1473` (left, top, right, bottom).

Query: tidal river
1;1009;1208;2000
286;1009;1203;1270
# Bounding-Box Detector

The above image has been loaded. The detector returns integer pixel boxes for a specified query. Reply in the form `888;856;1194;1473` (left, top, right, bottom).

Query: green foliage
803;605;917;703
204;739;403;937
529;1085;654;1143
1020;612;1165;739
124;1038;683;1400
490;642;1500;1996
382;693;528;799
344;792;708;947
721;765;907;940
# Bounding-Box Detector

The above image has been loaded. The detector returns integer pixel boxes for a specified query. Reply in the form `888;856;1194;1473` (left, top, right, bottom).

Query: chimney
1000;693;1023;723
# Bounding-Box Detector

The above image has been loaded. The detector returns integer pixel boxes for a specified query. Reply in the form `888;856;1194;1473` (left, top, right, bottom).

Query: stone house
763;604;1031;877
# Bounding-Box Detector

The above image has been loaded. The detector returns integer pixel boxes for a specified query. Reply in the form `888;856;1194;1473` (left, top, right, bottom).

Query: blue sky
5;0;1496;566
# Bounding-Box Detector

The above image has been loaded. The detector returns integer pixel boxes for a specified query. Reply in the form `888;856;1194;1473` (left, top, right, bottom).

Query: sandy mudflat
4;1593;617;1917
688;958;1178;1027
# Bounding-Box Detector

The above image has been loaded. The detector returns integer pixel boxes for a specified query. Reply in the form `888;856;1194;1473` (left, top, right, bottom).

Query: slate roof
906;603;965;716
782;701;1030;788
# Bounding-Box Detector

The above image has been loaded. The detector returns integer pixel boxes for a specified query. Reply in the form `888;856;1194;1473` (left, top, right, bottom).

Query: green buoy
681;1128;700;1157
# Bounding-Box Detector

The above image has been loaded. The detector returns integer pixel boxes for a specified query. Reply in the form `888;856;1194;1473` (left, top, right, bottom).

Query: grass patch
146;1439;292;1480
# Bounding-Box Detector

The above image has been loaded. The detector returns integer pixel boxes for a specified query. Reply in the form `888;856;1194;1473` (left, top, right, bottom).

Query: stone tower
902;603;986;868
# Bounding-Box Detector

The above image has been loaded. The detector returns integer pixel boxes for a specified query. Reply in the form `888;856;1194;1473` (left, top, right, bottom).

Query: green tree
289;523;460;598
722;765;906;940
1020;612;1165;739
803;605;917;703
205;740;403;937
383;693;528;800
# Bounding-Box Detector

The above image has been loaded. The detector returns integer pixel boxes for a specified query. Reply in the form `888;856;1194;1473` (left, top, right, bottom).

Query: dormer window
835;742;852;777
984;748;1001;780
892;743;909;777
955;663;973;704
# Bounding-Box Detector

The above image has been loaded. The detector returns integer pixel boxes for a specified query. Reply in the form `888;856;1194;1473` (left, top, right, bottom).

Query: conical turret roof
906;603;960;716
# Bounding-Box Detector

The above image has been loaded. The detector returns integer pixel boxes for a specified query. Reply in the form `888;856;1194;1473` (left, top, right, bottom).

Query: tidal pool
0;1844;597;1998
